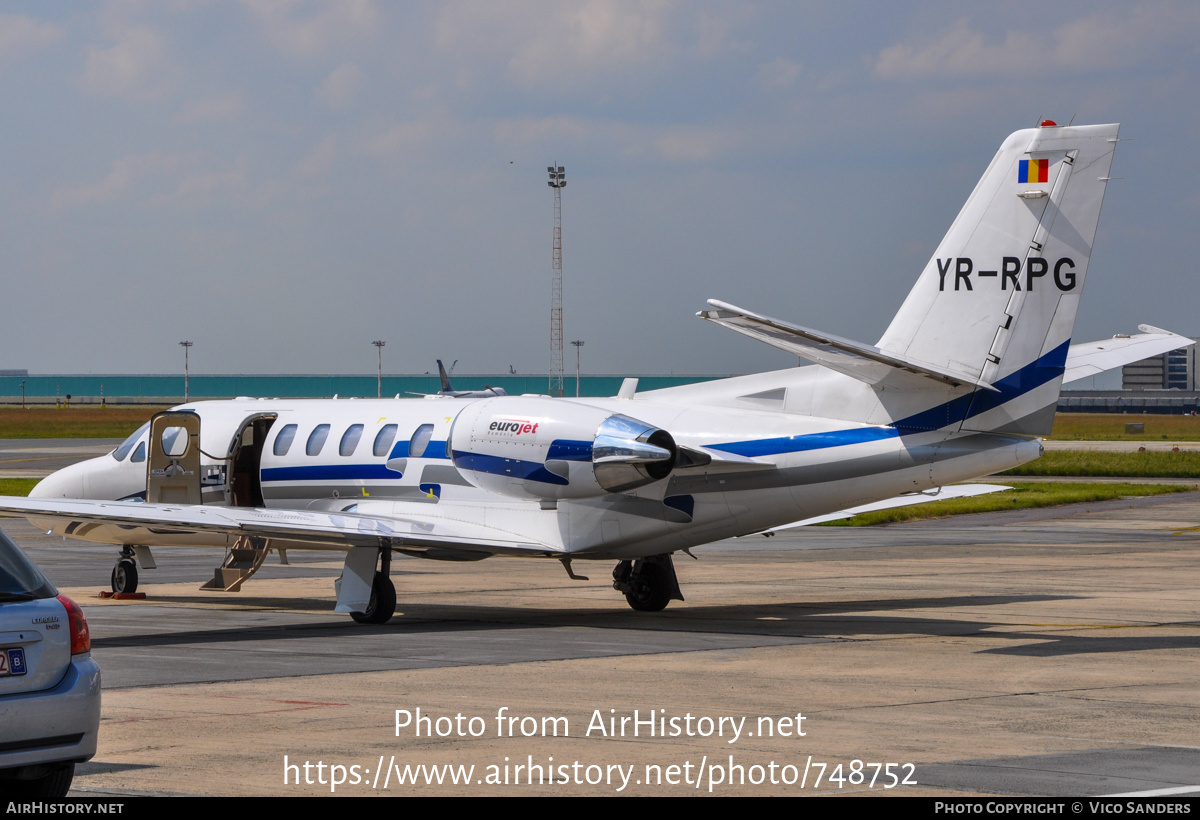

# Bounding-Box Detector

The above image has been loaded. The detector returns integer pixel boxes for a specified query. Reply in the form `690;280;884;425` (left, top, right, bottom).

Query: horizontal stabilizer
1063;326;1195;383
699;299;997;391
760;483;1010;531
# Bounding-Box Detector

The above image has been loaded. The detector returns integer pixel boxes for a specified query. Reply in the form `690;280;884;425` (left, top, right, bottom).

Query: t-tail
876;121;1120;435
697;122;1120;437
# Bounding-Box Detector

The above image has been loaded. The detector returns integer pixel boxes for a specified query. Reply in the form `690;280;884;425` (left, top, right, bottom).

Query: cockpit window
112;422;150;462
373;424;398;457
273;424;298;456
130;442;147;463
307;424;331;456
340;424;364;457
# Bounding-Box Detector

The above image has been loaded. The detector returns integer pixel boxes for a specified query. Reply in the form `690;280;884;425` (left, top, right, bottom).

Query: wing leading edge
0;497;554;558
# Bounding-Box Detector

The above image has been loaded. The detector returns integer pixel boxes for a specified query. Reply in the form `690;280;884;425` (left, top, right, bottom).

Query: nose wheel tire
351;573;396;624
622;562;671;612
111;558;139;594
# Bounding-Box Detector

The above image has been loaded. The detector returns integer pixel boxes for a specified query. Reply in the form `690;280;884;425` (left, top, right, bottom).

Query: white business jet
1;122;1191;624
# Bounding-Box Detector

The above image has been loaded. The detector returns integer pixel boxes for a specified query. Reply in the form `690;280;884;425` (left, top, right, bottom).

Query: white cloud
874;6;1200;82
494;114;757;164
242;0;379;59
53;152;194;208
874;19;1041;81
316;63;365;109
0;14;64;61
435;0;678;89
81;26;177;101
175;93;245;125
52;151;249;210
754;57;801;89
362;120;442;160
294;135;340;178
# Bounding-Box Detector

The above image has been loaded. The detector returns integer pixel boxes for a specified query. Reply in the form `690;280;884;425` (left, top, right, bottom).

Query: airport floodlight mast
179;341;193;402
548;164;566;397
571;339;584;397
372;340;386;398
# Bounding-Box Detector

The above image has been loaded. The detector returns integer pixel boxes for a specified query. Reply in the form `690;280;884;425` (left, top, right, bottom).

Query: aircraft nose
29;459;93;499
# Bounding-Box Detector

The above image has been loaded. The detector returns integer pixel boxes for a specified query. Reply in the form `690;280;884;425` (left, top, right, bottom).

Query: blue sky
2;1;1197;377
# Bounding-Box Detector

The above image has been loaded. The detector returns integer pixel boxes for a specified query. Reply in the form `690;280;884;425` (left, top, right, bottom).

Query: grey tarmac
5;437;1199;796
5;489;1198;797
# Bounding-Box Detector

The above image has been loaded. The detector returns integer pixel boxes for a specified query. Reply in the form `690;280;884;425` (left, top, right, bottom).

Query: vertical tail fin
876;122;1119;434
437;359;454;393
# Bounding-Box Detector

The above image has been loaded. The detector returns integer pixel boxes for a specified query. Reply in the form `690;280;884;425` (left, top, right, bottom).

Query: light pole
372;340;386;398
548;164;566;397
19;380;24;410
179;341;193;402
571;340;584;397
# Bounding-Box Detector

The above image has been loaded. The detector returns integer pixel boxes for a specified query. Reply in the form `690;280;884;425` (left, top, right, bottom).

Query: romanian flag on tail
1019;158;1049;184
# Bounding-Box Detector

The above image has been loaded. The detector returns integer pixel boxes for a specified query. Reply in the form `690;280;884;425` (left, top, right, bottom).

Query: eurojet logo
1018;158;1049;184
489;419;540;436
937;257;1077;292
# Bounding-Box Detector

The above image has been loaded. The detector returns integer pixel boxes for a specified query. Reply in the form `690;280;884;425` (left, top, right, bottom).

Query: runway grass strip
1001;450;1200;478
1048;413;1200;441
0;478;41;497
820;481;1196;527
0;406;164;439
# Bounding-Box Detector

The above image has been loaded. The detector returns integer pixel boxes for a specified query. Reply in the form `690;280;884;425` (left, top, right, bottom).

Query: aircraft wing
0;497;554;558
698;299;998;391
1064;325;1195;383
757;483;1011;532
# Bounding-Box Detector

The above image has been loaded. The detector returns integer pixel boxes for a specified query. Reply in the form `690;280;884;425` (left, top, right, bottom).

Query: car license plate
0;647;26;676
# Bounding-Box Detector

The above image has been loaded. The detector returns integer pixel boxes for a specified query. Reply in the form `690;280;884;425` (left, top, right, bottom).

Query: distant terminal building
0;369;28;377
1122;340;1198;391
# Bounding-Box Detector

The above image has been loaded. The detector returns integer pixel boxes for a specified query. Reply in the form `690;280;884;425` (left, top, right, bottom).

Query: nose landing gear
110;554;139;594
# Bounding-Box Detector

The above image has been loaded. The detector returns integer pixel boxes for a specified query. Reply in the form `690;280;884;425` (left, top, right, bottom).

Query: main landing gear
350;546;397;625
351;572;397;624
612;554;684;612
110;549;139;594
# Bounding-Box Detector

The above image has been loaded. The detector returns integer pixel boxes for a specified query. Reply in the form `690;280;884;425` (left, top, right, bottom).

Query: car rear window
0;530;55;600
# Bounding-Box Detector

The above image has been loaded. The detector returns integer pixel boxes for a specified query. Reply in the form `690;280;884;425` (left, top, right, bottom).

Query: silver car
0;529;100;798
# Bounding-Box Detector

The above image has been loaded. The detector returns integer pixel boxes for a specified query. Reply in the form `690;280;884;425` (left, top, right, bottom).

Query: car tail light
57;595;91;655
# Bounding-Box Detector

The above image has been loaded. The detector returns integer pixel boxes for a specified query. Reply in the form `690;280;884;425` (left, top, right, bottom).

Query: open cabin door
200;412;279;592
227;413;277;508
146;411;202;504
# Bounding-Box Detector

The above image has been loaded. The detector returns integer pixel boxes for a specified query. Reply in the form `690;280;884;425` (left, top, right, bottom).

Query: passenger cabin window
409;424;435;458
340;424;364;456
130;442;147;463
374;424;398;457
273;424;298;456
112;422;150;461
307;424;331;456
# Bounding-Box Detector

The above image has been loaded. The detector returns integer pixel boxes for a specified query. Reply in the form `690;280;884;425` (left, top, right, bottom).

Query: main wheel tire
351;574;396;624
623;562;671;612
111;558;138;594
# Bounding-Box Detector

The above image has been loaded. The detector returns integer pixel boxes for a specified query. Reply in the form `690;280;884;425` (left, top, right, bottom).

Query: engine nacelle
449;397;677;500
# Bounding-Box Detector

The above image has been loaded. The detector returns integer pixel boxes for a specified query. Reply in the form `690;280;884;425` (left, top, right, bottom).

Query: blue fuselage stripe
707;340;1069;458
262;464;402;482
